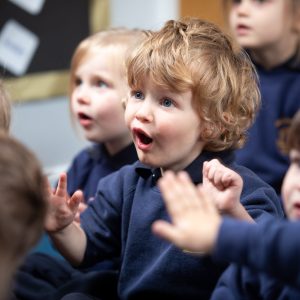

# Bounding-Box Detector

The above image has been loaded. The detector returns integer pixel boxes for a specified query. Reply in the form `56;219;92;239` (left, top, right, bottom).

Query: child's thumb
69;190;83;213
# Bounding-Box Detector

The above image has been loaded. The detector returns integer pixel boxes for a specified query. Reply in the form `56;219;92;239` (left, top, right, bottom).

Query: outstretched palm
45;173;83;233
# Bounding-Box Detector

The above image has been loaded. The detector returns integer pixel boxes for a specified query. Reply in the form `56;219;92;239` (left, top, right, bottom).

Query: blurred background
0;0;225;183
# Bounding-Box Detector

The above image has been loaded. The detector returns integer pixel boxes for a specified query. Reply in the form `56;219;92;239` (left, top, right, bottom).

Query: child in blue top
44;18;283;300
153;110;300;299
13;28;143;299
34;28;140;253
66;28;141;206
223;0;300;195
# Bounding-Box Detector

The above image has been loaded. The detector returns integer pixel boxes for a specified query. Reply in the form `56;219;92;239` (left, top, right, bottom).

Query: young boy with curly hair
43;18;283;299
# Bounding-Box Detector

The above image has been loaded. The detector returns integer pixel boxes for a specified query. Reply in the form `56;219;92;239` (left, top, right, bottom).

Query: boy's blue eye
162;98;173;107
134;91;144;100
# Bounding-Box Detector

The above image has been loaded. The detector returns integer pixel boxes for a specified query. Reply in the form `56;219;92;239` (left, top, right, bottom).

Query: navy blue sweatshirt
80;150;283;300
235;56;300;195
211;217;300;300
67;143;138;202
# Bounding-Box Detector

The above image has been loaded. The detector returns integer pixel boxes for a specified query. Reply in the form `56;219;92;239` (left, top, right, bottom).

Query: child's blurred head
281;110;300;220
223;0;300;63
0;80;11;133
126;18;260;156
0;134;47;298
69;28;145;154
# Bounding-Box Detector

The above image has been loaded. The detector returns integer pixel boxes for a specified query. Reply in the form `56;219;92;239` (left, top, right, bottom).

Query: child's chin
290;211;300;221
138;156;158;168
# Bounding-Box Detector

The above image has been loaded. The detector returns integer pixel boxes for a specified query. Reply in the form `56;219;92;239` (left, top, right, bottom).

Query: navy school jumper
14;150;283;300
235;55;300;195
67;143;138;202
211;217;300;300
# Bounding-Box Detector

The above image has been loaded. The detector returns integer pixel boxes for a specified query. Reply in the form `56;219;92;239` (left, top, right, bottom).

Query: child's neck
248;38;298;70
104;135;132;156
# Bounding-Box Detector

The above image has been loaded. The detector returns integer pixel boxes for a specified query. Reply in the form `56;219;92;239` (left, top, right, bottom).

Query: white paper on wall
9;0;45;15
0;20;39;76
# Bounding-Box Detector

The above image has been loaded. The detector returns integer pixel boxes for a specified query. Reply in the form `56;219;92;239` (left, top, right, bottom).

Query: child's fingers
211;169;226;190
203;160;221;189
197;185;218;214
68;190;83;213
159;172;184;216
205;163;216;180
222;171;243;190
176;172;203;208
159;171;197;216
204;160;234;190
74;212;81;224
78;202;88;214
152;220;179;244
220;172;233;188
56;173;67;197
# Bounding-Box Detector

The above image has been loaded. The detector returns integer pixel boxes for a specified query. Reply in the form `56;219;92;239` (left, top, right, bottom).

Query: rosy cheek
282;186;289;207
70;99;77;114
124;110;132;129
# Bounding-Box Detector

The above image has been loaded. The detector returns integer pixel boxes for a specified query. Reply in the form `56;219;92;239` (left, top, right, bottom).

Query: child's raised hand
152;171;221;253
45;173;83;233
202;159;253;221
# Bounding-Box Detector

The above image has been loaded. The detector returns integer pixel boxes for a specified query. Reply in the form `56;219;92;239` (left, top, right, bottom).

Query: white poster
9;0;45;15
0;20;39;76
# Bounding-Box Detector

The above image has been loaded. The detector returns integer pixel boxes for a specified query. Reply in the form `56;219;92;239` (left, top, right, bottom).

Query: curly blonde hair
127;18;260;151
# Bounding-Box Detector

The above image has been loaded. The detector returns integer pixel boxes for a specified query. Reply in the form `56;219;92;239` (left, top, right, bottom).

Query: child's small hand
45;173;83;233
202;159;243;216
74;202;88;224
152;171;221;254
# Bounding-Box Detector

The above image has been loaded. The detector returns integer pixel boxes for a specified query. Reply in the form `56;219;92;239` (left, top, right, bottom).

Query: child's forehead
78;46;124;70
88;44;124;59
129;73;190;95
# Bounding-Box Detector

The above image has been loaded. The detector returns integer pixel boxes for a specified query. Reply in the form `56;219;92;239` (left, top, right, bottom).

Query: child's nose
236;0;251;15
76;88;91;105
135;100;153;122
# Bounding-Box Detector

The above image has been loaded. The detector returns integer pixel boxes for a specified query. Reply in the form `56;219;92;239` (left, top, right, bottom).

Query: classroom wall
10;0;179;183
180;0;225;29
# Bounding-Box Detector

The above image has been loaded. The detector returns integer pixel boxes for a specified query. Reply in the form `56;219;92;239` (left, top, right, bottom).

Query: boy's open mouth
133;128;153;145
